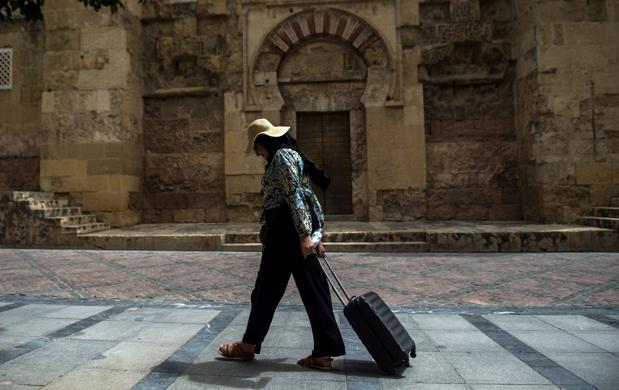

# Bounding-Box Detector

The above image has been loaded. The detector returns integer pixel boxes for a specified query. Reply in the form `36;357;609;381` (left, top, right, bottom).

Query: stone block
107;175;141;192
81;90;111;112
576;162;613;185
105;142;142;160
225;175;262;205
206;0;228;15
173;208;205;223
45;29;80;51
97;210;140;227
40;159;87;177
225;149;265;177
81;27;127;50
41;91;55;113
83;175;110;192
76;50;130;89
589;185;619;206
87;159;123;175
82;192;129;212
70;143;107;160
613;165;619;184
398;0;420;26
40;176;65;192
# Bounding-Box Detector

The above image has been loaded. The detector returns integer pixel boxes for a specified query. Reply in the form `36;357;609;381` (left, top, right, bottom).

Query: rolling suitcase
317;255;416;375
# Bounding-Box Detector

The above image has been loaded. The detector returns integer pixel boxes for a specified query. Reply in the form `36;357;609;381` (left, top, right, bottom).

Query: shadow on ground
169;357;387;388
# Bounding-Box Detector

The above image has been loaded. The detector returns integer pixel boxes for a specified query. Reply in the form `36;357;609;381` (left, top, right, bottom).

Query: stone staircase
1;191;110;247
581;197;619;231
221;231;428;252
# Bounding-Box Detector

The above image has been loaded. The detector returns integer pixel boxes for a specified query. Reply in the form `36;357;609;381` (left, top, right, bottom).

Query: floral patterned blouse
260;148;325;236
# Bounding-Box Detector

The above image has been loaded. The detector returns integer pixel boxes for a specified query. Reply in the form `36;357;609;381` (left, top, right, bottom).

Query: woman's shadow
172;357;384;389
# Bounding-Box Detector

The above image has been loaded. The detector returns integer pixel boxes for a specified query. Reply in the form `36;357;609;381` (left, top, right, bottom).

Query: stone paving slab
544;353;619;390
41;367;146;390
0;300;618;389
570;330;619;353
507;331;606;353
534;315;617;331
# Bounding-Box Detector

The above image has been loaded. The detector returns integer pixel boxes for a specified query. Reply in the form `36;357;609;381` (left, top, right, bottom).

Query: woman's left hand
300;235;314;259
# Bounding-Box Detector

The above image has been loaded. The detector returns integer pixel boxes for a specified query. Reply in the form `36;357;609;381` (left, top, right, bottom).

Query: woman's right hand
316;242;325;258
300;235;314;259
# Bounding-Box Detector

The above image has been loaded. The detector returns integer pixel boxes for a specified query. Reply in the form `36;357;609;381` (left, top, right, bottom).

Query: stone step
221;241;429;253
323;231;427;243
28;199;69;209
611;198;619;207
223;230;427;244
581;216;619;230
53;214;99;226
63;223;111;235
222;243;263;252
323;241;428;252
225;233;260;244
35;207;82;218
11;191;55;201
593;207;619;218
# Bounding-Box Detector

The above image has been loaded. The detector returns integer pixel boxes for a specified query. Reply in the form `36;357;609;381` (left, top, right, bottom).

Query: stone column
39;0;143;227
514;0;619;222
364;2;427;221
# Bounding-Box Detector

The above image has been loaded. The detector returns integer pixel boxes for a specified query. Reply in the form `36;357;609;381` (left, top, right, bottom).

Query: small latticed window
0;48;12;90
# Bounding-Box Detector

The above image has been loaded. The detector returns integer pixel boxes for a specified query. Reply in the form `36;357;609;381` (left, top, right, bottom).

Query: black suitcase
317;255;416;375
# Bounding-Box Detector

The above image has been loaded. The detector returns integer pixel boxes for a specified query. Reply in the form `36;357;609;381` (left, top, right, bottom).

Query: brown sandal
217;342;255;361
296;355;333;371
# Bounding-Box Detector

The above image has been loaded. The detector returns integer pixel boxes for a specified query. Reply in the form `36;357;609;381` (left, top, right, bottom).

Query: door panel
297;112;353;215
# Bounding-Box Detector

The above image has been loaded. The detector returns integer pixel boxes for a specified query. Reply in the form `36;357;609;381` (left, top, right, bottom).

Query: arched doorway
248;8;395;220
278;39;366;216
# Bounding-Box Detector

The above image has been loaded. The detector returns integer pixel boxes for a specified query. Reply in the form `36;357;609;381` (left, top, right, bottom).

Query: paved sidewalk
0;298;618;389
1;249;618;307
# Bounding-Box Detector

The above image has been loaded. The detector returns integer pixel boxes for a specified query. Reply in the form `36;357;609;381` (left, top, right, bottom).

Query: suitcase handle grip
315;255;351;306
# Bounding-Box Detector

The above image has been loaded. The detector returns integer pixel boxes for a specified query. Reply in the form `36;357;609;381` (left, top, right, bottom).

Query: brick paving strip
1;249;618;307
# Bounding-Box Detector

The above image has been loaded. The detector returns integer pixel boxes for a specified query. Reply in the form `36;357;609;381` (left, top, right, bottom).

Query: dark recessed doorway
297;111;353;215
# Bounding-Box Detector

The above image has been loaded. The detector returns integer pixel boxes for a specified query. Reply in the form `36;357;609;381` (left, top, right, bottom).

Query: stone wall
142;95;226;222
514;0;619;222
2;0;618;225
140;0;230;222
418;0;521;220
0;19;44;191
38;0;143;227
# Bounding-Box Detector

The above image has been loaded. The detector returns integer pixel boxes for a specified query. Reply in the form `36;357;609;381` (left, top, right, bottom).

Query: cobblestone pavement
0;249;618;308
0;298;618;389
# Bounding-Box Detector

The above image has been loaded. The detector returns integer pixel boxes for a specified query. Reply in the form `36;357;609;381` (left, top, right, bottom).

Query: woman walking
217;118;346;370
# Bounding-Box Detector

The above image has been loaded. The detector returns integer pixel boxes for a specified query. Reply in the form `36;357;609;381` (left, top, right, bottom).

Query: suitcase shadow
342;358;402;378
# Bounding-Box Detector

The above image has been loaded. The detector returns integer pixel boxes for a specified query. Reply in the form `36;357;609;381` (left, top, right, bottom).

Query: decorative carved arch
247;7;397;109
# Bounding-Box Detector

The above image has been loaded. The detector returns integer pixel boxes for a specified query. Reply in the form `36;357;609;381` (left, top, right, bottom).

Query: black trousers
242;208;345;357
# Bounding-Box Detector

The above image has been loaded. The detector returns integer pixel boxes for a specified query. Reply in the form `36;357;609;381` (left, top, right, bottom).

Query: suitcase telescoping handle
316;255;352;306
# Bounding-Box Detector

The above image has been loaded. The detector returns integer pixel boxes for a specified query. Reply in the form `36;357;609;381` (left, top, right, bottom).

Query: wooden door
297;112;353;215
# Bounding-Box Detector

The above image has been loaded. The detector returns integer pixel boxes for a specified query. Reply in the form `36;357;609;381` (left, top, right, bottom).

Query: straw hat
246;118;290;153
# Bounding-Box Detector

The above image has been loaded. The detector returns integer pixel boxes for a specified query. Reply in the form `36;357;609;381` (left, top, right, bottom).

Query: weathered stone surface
2;0;618;227
416;0;520;220
0;158;39;191
514;0;619;222
377;188;426;221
